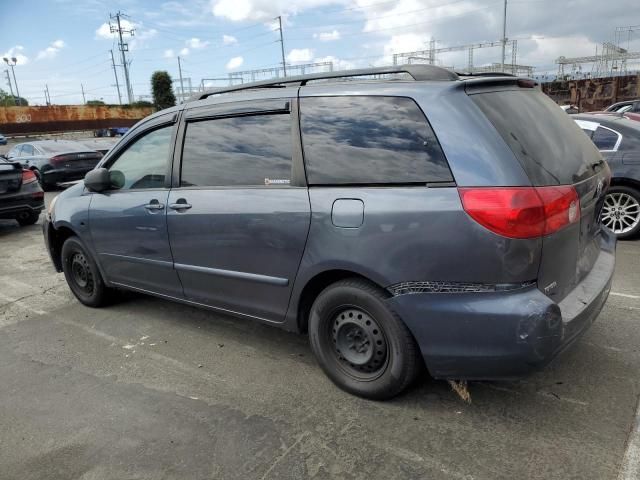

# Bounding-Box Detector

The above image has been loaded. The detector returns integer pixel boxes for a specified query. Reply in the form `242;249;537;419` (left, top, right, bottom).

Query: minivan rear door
167;98;311;323
470;86;611;303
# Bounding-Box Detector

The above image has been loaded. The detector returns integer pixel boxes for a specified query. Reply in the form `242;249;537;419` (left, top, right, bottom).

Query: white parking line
611;292;640;300
619;399;640;480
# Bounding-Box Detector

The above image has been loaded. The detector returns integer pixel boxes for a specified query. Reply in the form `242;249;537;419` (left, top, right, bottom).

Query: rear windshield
471;89;601;185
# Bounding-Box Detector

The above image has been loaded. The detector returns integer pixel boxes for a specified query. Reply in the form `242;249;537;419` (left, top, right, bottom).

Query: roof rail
192;64;459;101
456;71;516;77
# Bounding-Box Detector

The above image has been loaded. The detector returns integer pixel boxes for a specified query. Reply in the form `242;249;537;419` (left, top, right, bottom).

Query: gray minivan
43;66;615;399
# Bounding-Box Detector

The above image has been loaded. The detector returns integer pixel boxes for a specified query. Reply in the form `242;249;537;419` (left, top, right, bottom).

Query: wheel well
296;270;388;333
610;177;640;192
48;226;76;272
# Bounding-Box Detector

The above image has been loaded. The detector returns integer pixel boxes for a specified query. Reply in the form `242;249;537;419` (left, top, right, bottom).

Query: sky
1;0;639;105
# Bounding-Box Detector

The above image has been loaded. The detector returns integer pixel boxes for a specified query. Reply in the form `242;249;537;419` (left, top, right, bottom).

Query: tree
131;100;153;108
86;99;105;106
151;71;176;110
0;88;28;106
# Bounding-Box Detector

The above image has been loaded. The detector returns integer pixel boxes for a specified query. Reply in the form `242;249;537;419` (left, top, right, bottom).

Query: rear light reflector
22;169;37;184
458;186;580;239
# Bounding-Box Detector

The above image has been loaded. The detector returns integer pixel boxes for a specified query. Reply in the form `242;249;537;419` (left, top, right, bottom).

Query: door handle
169;199;192;211
144;200;165;211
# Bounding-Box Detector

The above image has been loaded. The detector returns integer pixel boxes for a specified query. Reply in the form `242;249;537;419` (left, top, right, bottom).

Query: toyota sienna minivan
43;65;615;399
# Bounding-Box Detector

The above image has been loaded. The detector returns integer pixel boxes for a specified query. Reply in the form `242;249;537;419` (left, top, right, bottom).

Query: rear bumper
0;190;45;219
387;230;616;380
42;167;93;185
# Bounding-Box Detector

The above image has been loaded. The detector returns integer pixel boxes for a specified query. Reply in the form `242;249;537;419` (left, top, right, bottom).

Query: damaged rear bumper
386;232;615;380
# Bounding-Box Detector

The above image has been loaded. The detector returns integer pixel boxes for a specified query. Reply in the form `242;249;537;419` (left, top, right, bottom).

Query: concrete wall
0;105;154;135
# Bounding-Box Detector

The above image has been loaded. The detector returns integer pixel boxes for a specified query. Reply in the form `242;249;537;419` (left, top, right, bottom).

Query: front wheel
601;186;640;239
309;278;422;400
61;236;112;307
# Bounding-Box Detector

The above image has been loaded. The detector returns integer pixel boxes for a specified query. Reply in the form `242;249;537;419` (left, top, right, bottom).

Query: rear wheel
17;211;40;226
61;236;112;307
308;278;422;400
601;186;640;239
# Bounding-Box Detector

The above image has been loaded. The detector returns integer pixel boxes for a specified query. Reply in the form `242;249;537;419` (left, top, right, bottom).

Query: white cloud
95;19;156;50
179;47;190;56
226;56;244;70
36;39;65;60
187;37;209;49
287;48;313;63
222;34;237;45
2;45;29;65
164;49;175;58
313;30;340;42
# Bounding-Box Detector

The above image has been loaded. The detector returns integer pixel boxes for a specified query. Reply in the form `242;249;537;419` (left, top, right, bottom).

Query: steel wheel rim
70;252;94;295
601;192;640;234
330;307;388;380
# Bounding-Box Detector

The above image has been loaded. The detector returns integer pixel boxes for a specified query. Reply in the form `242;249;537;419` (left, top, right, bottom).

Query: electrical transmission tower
110;11;135;103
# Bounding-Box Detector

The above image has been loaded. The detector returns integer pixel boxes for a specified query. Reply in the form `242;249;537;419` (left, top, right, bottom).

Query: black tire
61;236;112;307
601;185;640;240
17;211;40;226
309;278;422;400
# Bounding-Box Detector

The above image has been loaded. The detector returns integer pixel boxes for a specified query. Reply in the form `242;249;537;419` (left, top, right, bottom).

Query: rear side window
299;96;453;185
180;114;292;187
471;90;600;185
592;127;620;151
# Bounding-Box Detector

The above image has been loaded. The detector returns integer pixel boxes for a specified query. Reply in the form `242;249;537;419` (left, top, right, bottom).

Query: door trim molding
174;262;289;286
99;253;174;268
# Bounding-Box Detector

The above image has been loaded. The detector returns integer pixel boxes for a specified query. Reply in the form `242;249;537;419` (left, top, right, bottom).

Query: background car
574;113;640;238
6;140;103;190
0;133;7;145
604;100;640;114
0;156;44;226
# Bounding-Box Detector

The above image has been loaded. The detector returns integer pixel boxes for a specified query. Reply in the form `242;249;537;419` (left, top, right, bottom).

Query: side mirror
84;168;111;192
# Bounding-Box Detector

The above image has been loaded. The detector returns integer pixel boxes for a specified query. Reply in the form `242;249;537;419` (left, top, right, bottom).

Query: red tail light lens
22;169;37;184
458;186;580;239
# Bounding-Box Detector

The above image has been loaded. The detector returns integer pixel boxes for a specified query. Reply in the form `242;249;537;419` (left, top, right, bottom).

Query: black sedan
574;113;640;238
7;140;102;190
0;156;45;226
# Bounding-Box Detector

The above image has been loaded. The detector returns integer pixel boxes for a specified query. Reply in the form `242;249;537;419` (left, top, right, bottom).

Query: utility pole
81;83;86;104
500;0;508;72
276;16;287;77
3;57;20;105
4;69;15;105
110;49;122;105
110;12;135;103
177;56;185;103
44;84;51;106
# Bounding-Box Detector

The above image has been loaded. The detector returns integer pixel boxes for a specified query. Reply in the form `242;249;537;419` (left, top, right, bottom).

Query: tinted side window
300;96;453;185
108;125;173;190
180;114;292;187
592;127;619;150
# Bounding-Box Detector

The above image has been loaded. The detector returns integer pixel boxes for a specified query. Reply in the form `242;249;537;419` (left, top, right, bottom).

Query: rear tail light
22;169;37;184
50;155;72;166
458;186;580;239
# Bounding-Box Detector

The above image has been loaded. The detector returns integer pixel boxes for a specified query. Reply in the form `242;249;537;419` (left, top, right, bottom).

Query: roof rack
192;64;459;101
455;72;516;77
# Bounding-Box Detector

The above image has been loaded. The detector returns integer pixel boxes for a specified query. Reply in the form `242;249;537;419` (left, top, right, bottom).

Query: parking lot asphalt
0;191;639;480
